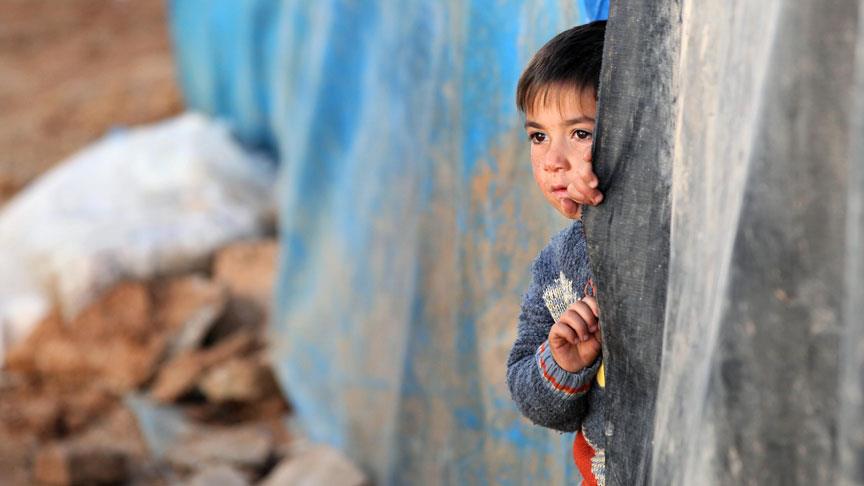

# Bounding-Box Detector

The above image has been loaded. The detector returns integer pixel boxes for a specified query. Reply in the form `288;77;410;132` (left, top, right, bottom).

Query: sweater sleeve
506;245;600;433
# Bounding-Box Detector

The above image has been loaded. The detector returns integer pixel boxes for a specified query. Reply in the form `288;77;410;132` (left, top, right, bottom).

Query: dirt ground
0;2;180;483
0;0;182;205
0;240;293;485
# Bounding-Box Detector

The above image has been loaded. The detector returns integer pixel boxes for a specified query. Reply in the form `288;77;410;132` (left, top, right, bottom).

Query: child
506;21;607;486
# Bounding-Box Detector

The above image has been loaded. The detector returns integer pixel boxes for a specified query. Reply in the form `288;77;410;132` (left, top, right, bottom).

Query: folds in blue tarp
169;1;609;484
169;0;864;484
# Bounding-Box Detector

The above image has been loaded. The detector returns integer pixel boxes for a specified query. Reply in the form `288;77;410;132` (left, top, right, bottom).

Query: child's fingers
569;302;598;334
578;163;599;189
581;335;602;360
566;183;591;204
581;296;600;318
569;181;603;206
576;163;604;204
550;321;579;345
560;310;592;342
584;186;603;205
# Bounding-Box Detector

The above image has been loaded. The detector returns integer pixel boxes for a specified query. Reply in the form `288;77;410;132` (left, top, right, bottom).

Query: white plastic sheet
0;113;275;358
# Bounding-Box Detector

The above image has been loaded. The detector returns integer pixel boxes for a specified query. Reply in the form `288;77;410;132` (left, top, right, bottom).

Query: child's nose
543;145;571;171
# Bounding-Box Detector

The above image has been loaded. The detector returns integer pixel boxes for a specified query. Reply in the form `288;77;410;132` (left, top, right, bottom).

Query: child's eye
528;132;547;144
528;132;546;145
572;129;592;141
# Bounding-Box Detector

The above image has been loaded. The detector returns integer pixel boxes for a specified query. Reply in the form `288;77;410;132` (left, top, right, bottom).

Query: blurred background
0;2;286;485
0;0;181;204
3;1;862;485
0;1;605;484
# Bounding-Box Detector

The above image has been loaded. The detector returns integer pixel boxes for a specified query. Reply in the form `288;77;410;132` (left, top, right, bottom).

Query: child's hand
548;296;602;373
566;149;603;207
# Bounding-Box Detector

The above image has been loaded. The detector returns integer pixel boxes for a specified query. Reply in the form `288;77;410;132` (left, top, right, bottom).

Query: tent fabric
169;1;610;484
586;0;864;483
652;0;860;482
578;0;609;24
842;6;864;482
582;1;676;484
169;0;281;156
269;4;584;483
168;0;864;484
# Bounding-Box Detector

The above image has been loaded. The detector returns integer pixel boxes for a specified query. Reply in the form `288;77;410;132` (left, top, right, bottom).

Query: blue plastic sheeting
169;1;610;484
579;0;610;24
169;0;281;156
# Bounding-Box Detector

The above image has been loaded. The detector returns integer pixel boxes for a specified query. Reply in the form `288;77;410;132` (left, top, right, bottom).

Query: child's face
524;85;596;219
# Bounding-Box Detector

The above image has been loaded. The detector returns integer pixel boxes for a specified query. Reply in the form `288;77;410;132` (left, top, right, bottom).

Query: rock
124;393;195;460
72;282;153;343
149;331;257;403
213;239;278;330
148;352;207;404
72;406;149;459
0;431;36;485
61;386;116;434
200;331;258;364
0;380;112;443
28;405;152;485
93;338;167;392
33;442;129;486
18;394;63;440
153;275;227;359
0;370;24;392
260;445;368;486
4;282;166;392
185;465;249;486
67;405;161;486
166;423;273;473
182;393;290;425
198;355;279;403
4;312;77;377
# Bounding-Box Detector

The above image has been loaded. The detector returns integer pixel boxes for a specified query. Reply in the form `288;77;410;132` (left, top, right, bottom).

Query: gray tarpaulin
583;1;675;484
587;0;864;484
843;4;864;482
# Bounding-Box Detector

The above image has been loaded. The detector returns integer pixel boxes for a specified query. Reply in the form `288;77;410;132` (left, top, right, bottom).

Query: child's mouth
551;185;569;198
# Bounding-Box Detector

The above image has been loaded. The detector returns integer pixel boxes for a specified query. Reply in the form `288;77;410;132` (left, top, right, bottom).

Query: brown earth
0;0;182;205
0;240;292;485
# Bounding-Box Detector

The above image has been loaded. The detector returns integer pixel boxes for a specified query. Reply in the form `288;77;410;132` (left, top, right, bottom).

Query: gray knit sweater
506;220;606;484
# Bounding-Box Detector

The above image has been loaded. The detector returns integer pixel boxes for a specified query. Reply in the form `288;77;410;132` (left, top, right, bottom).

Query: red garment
573;430;600;486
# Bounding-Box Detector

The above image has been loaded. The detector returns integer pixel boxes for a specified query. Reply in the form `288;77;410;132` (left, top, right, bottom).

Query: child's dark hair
516;20;606;113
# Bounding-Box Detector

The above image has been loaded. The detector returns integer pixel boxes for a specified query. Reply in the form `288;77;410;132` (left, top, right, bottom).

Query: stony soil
0;240;298;485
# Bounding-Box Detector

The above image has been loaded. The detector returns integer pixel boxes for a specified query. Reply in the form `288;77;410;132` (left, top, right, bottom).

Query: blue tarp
169;1;608;483
168;1;864;485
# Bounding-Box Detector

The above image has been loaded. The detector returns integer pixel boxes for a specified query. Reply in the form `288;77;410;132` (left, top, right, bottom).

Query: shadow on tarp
169;1;609;484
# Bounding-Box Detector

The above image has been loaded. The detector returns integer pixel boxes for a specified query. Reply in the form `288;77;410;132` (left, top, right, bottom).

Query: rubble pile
0;239;366;485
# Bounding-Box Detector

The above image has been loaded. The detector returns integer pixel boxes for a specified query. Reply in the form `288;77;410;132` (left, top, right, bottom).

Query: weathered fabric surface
168;0;864;483
582;0;676;484
587;0;864;484
169;1;607;484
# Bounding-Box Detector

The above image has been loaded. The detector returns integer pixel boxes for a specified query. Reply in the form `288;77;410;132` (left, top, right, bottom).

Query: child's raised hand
548;296;602;372
566;148;603;207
